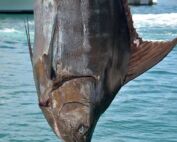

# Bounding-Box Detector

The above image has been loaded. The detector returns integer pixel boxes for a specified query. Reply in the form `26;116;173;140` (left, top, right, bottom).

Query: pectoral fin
124;38;177;84
122;0;177;84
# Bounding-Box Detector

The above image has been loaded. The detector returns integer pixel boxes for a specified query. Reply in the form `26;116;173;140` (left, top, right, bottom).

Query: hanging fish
27;0;177;141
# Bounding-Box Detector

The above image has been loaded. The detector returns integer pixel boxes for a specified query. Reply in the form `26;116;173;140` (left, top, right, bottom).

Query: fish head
39;76;103;142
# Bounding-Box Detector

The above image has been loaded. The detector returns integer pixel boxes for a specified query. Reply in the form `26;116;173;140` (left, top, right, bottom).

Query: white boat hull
128;0;156;5
0;0;157;13
0;0;33;13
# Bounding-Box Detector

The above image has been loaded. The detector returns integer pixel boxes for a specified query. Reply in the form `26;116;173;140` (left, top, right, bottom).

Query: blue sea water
0;0;177;141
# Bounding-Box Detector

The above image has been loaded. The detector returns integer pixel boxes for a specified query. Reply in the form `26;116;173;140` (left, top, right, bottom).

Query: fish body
29;0;177;141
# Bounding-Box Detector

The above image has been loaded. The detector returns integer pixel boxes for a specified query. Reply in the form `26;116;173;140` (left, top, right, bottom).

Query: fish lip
39;75;97;107
51;75;98;109
51;75;97;91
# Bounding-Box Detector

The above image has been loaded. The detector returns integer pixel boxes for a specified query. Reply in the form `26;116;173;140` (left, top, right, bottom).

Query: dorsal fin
123;0;142;47
122;0;177;84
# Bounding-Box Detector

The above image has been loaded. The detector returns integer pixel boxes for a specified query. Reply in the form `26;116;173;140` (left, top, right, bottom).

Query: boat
0;0;157;14
128;0;157;5
0;0;33;13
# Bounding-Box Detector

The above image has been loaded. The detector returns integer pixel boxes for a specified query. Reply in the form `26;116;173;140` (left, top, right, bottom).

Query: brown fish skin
28;0;177;142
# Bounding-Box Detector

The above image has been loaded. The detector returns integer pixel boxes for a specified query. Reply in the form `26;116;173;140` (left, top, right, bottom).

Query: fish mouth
52;75;98;91
38;75;97;107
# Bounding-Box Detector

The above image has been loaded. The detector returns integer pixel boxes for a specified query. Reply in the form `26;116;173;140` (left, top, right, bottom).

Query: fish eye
78;125;88;135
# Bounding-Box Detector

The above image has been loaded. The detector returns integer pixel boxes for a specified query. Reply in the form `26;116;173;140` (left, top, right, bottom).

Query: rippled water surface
0;0;177;142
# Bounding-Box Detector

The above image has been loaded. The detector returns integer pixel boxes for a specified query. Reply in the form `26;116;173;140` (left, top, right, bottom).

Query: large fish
27;0;177;141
